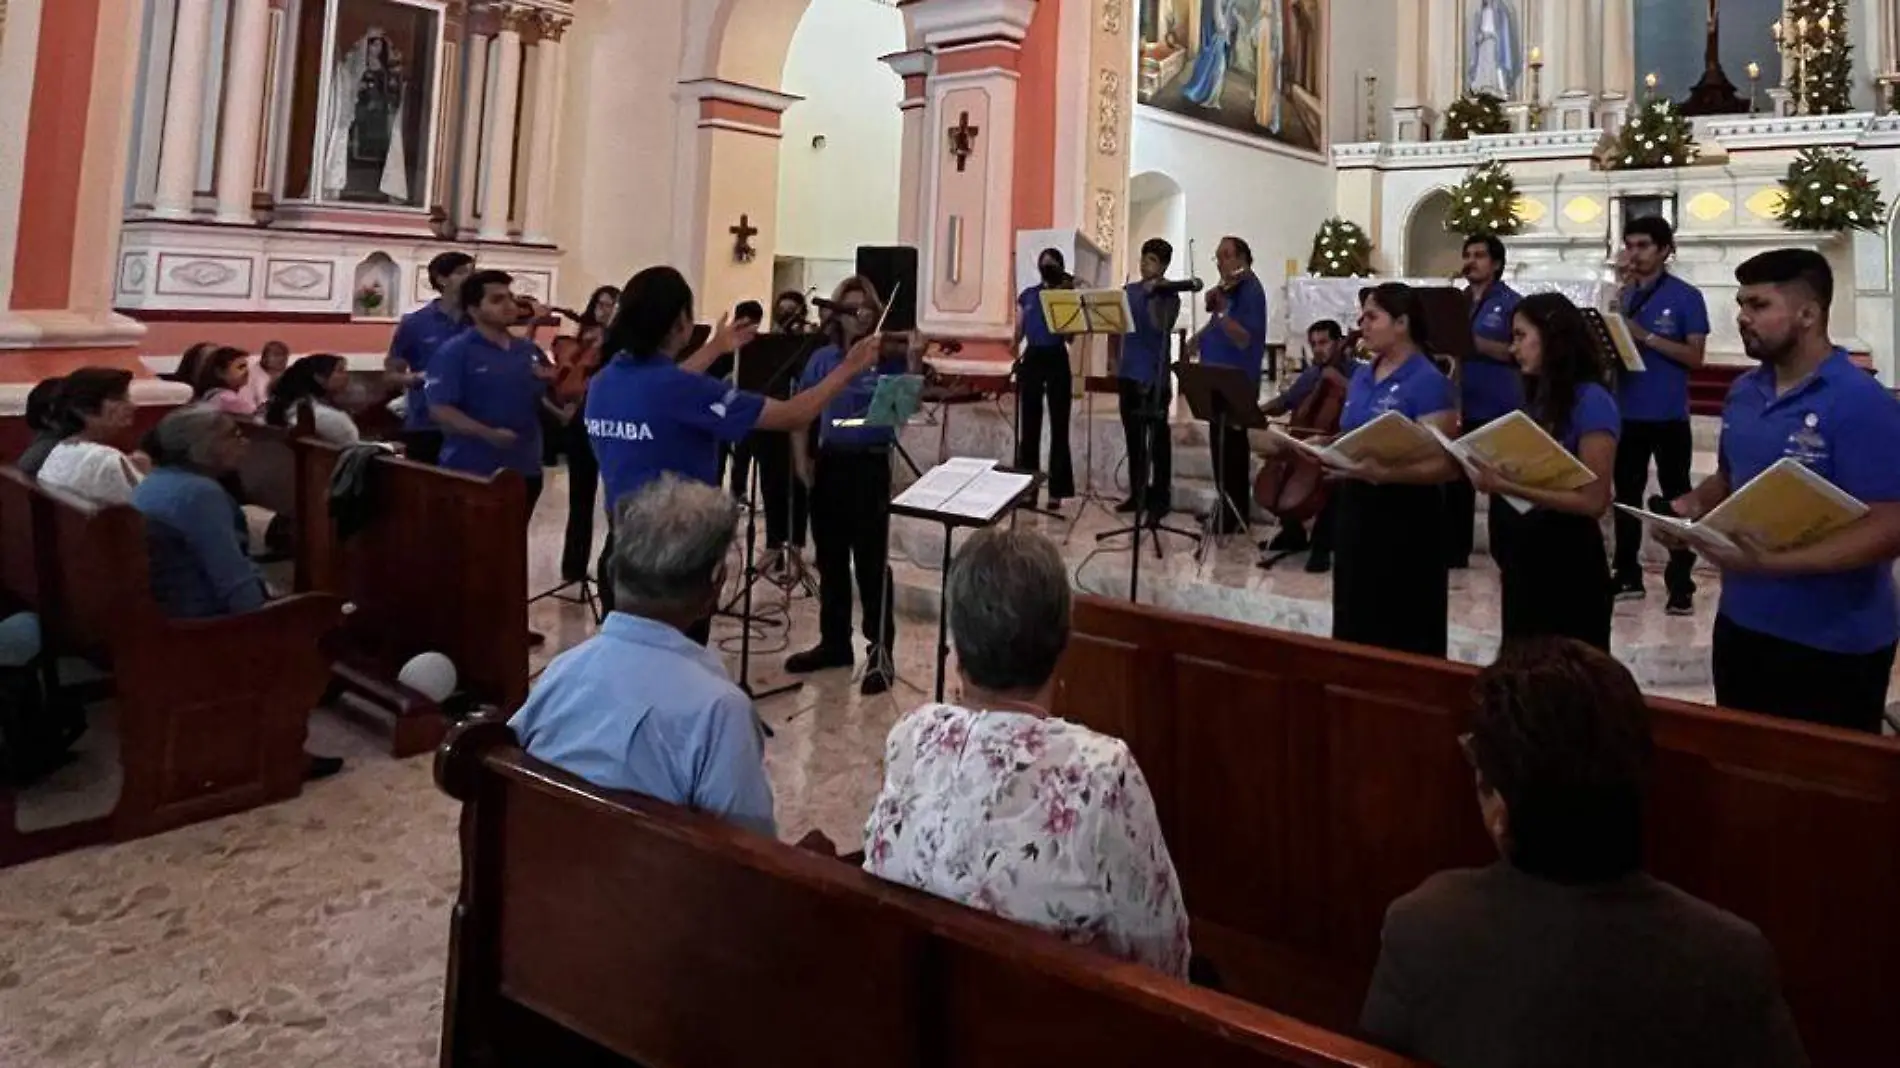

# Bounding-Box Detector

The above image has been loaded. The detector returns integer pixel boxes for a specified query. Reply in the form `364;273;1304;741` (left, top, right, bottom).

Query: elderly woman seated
861;528;1190;977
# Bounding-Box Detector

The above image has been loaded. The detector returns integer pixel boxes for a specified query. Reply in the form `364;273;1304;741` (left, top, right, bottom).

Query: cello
1252;335;1357;523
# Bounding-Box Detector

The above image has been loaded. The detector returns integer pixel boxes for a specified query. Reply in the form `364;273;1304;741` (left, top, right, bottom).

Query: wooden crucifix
730;214;759;263
947;111;981;172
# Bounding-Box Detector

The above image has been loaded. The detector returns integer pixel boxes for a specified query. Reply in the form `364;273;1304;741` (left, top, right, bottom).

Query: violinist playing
1191;236;1268;535
1110;238;1182;523
1257;320;1360;572
543;285;620;584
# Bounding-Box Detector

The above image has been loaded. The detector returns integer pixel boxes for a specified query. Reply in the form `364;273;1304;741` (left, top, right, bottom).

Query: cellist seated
1253;320;1362;573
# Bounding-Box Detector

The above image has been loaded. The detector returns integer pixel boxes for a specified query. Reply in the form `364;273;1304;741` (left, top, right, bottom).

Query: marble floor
3;452;1894;1067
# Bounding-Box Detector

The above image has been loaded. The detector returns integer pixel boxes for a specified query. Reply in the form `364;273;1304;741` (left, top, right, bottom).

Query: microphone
1153;277;1206;296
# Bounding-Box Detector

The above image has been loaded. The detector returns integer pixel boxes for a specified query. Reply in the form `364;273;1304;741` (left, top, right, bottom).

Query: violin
1252;346;1354;524
547;311;606;405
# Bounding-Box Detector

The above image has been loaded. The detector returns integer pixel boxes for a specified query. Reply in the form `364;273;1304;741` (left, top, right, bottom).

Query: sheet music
941;470;1036;521
893;457;1033;522
893;457;995;512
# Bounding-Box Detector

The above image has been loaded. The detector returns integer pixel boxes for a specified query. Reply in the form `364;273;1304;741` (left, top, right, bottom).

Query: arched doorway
1404;189;1464;279
1127;170;1187;272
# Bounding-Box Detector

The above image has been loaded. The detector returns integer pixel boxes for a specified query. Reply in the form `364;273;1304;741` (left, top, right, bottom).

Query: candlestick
1529;46;1542;67
1364;72;1378;142
1746;61;1760;115
1645;72;1659;92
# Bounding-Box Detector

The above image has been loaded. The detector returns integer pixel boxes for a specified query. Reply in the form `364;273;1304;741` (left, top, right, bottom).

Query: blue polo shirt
1463;281;1523;423
1618;273;1710;422
586;353;767;509
391;301;466;431
424;330;546;477
1197;273;1269;388
797;344;903;449
1545;381;1622;454
1341;352;1457;432
1018;285;1065;349
1716;349;1900;654
509;612;776;837
1119;283;1177;386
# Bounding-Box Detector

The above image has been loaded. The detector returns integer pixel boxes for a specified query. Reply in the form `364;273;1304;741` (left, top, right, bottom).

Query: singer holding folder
1328;283;1461;658
1665;250;1900;733
1466;293;1621;650
785;277;901;696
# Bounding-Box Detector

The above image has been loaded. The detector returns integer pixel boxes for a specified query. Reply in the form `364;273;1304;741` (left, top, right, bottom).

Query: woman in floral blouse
862;528;1190;977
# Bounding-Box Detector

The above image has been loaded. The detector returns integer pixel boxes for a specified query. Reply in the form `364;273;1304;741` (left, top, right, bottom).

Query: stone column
1553;0;1596;130
213;0;272;223
673;78;801;318
1600;0;1635;129
1426;0;1460;112
478;4;529;242
1390;0;1433;140
519;14;567;245
152;0;216;218
884;50;934;247
457;24;493;236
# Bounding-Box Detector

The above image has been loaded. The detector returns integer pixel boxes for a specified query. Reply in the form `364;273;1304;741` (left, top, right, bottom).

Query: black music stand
1174;362;1266;564
716;334;816;705
1094;365;1199;603
890;466;1043;702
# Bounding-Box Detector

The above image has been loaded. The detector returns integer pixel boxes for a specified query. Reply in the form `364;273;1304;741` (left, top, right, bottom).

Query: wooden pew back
291;438;529;713
436;720;1421;1068
1055;595;1900;1067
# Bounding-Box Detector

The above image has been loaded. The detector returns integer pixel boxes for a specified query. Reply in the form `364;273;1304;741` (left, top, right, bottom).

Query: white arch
1127;170;1187;275
1400;186;1462;278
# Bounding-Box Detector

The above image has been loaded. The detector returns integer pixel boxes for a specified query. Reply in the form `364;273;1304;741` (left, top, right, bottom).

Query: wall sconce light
811;134;827;150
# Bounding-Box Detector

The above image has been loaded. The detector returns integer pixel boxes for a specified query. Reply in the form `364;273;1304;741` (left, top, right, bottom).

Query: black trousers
1613;418;1696;596
1713;615;1896;734
1494;505;1613;651
558;415;599;582
728;431;808;550
811;448;895;652
1017;344;1075;500
399;428;443;466
1208;423;1252;535
1333;481;1448;658
1444;416;1508;567
1117;376;1172;511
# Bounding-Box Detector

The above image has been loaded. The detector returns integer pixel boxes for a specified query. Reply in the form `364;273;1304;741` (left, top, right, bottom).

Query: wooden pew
290;438;528;756
1054;594;1900;1068
0;467;341;867
434;718;1421;1068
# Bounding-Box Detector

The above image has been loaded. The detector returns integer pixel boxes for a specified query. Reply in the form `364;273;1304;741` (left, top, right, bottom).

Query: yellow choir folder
1614;458;1869;555
1267;410;1442;471
1428;411;1597;515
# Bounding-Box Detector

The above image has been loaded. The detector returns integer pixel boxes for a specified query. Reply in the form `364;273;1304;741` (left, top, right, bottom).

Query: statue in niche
323;28;411;204
1465;0;1520;98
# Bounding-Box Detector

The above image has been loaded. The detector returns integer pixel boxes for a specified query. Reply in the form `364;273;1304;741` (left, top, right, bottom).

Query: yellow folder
1447;411;1597;492
1614;458;1868;555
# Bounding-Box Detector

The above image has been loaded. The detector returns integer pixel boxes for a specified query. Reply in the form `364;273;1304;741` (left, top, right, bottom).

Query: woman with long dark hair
1328;283;1461;657
36;368;143;505
1468;293;1620;649
551;285;620;582
265;354;359;445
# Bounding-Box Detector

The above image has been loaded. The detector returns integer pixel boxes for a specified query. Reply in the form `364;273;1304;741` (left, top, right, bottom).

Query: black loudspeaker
855;245;919;333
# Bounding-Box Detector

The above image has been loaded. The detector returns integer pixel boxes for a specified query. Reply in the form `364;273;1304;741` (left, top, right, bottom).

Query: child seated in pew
36;367;144;506
1360;638;1807;1068
131;407;344;781
193;346;259;418
861;528;1191;978
509;474;776;838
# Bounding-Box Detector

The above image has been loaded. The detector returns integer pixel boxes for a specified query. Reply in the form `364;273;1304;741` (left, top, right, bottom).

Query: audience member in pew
862;529;1191;978
1361;638;1807;1068
193;346;259;417
15;376;67;478
241;340;290;413
162;341;218;387
131;407;346;781
426;269;551;513
1328;283;1461;658
265;354;359;446
37;367;144;506
509;474;776;837
1668;249;1900;734
1465;293;1620;650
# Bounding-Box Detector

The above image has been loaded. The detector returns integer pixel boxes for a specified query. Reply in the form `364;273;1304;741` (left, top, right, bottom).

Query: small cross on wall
948;111;981;173
730;214;759;264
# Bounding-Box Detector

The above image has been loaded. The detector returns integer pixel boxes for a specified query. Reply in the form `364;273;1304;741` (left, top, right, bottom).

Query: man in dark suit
1360;637;1808;1068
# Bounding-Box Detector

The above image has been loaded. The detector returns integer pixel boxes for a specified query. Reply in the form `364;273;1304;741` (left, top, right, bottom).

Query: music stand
1174;362;1266;566
1038;289;1135;537
715;334;815;705
890;463;1044;702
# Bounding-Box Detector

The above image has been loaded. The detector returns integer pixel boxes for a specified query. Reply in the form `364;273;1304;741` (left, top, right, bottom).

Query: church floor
3;466;1893;1067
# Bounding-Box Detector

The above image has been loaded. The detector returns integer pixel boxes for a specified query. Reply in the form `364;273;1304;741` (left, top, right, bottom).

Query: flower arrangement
1609;89;1699;170
1779;147;1887;233
355;281;387;317
1307;217;1373;278
1443;91;1511;141
1444;161;1523;237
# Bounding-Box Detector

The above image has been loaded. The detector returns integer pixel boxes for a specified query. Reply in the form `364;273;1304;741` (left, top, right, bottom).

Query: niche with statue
352;252;400;319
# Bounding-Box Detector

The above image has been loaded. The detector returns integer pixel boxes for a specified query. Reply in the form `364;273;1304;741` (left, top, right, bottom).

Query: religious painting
286;0;442;208
1136;0;1327;154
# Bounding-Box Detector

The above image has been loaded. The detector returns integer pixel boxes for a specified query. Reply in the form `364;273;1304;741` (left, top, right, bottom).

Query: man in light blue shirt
509;473;776;836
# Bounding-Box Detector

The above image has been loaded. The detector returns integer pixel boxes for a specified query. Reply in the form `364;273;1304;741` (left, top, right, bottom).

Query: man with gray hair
509;473;776;836
132;405;267;619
